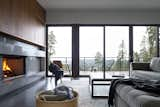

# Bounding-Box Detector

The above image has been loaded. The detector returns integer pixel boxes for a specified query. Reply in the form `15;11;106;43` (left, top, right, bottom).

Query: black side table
91;78;112;98
91;76;125;98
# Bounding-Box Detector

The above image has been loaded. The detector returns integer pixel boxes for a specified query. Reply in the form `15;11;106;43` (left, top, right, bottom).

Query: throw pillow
150;57;160;72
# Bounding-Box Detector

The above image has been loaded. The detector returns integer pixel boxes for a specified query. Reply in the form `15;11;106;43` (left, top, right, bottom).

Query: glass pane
105;26;129;77
93;85;110;96
80;26;103;78
48;26;72;76
133;26;157;62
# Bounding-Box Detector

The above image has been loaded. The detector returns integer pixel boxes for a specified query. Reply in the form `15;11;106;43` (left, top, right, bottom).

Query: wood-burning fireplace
0;35;45;80
2;56;25;78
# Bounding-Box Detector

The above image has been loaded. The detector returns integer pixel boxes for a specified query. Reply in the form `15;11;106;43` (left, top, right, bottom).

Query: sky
48;27;72;58
48;26;148;59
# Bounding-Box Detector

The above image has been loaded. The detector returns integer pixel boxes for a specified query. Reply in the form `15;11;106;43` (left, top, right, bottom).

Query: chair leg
60;78;62;83
55;79;57;86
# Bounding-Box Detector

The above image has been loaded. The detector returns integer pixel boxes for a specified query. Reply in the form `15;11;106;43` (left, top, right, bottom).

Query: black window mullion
103;26;106;79
72;24;79;78
46;26;48;77
129;26;133;76
156;26;159;57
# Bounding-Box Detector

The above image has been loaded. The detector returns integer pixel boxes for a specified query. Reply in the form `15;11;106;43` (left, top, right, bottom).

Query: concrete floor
0;77;109;107
0;80;45;107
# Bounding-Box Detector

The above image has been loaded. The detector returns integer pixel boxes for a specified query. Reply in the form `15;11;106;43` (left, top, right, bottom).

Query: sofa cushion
116;84;160;107
131;70;160;81
150;57;160;72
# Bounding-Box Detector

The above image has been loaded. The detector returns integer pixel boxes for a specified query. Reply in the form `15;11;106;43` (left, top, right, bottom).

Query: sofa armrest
136;95;160;107
130;62;151;71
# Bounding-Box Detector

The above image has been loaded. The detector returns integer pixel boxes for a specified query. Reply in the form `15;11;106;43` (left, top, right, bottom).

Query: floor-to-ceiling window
105;26;129;76
46;25;159;78
79;26;104;77
133;26;157;62
47;26;72;76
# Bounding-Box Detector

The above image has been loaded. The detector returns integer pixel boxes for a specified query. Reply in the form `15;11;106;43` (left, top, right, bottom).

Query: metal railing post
65;57;67;71
84;57;85;71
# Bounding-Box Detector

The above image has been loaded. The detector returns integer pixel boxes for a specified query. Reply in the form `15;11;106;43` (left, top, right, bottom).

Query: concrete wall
0;34;45;57
25;57;40;76
46;9;160;24
0;33;46;79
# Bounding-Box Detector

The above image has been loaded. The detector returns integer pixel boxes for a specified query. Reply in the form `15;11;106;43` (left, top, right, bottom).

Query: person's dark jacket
49;63;63;81
49;63;60;74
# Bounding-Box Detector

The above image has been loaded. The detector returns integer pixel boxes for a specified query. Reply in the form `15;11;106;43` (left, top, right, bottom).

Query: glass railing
79;57;129;76
48;57;129;76
104;57;129;76
79;57;129;71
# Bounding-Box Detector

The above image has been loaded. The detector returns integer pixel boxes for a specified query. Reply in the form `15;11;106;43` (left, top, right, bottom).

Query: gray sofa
114;57;160;107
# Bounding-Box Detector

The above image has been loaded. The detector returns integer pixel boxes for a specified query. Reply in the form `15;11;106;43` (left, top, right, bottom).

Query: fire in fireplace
2;56;25;78
3;58;13;78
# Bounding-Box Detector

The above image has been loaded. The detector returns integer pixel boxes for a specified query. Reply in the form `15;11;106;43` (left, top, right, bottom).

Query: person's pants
55;70;63;86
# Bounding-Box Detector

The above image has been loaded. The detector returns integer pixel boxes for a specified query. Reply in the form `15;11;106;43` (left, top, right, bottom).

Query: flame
3;58;12;71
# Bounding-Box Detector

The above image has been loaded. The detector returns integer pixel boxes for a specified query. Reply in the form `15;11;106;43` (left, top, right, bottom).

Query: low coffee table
91;76;125;98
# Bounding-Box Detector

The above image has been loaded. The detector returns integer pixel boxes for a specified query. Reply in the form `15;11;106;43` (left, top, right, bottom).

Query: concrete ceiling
37;0;160;10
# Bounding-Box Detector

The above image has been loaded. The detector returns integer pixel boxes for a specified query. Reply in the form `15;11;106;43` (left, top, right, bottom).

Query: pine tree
48;31;56;63
139;35;149;62
134;26;157;62
113;40;127;71
95;52;103;71
146;26;157;60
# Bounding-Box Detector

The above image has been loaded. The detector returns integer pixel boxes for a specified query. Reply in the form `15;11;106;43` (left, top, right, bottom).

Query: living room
1;0;160;107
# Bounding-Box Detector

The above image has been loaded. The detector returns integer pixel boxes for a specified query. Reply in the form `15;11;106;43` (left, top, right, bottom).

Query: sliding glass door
133;26;157;62
79;26;104;78
47;26;72;76
105;26;129;76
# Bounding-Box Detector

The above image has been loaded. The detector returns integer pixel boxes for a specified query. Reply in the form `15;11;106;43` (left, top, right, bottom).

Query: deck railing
49;57;129;74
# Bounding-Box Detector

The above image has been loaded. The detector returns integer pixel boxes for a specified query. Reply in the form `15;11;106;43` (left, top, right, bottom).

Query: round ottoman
36;90;78;107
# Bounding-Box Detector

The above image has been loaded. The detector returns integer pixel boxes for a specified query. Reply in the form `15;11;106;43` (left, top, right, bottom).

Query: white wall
46;9;160;24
